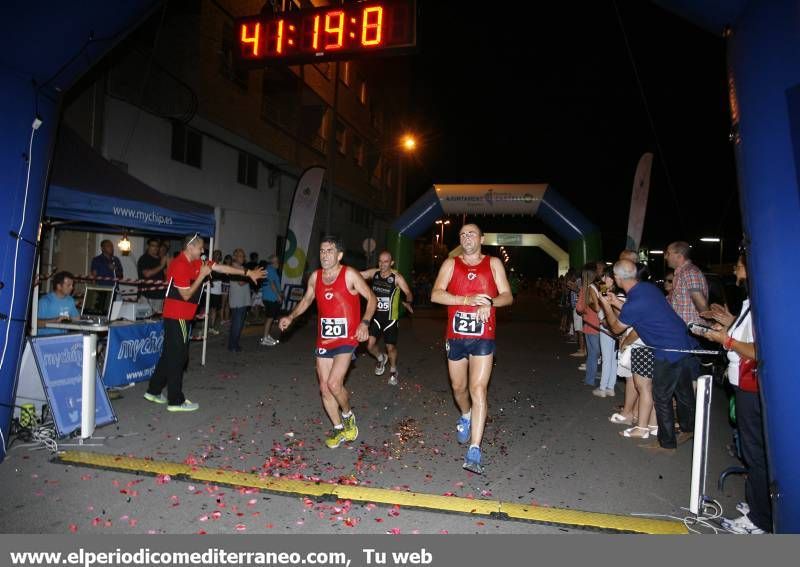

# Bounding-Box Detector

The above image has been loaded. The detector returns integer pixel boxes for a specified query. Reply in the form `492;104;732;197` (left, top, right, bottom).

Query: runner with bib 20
279;236;376;449
431;223;513;474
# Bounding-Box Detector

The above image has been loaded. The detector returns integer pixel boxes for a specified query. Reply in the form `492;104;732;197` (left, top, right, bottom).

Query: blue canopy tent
37;125;217;366
46;127;214;237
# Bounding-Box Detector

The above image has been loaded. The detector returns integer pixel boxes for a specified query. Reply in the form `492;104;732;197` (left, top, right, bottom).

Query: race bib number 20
452;311;484;336
321;317;348;339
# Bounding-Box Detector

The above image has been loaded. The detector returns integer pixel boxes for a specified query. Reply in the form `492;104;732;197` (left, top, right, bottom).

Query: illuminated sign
235;0;417;66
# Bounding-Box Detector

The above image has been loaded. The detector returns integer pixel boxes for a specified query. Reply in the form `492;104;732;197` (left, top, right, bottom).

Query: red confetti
156;474;171;485
235;524;247;531
69;524;78;533
387;528;401;534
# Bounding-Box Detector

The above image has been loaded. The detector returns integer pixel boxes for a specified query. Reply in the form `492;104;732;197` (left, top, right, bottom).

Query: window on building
171;121;202;169
352;135;364;167
237;152;258;188
314;62;332;80
220;21;249;89
340;61;351;87
261;68;299;130
359;77;368;105
370;102;383;131
350;203;369;227
299;85;328;155
386;166;394;190
335;121;347;155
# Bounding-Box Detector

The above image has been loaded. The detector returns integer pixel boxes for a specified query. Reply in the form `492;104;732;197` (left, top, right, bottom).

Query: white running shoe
721;514;765;534
374;353;387;376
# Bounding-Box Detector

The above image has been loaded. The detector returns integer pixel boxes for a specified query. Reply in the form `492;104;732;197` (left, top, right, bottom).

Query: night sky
402;0;740;271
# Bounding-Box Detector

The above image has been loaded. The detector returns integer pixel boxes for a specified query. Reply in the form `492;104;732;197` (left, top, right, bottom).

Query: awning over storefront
46;127;215;237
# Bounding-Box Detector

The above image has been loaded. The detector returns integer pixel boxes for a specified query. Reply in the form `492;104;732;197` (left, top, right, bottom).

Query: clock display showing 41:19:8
240;5;389;59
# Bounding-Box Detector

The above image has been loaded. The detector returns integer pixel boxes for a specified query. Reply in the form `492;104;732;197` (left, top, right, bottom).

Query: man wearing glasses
431;223;513;474
279;236;376;448
145;233;265;412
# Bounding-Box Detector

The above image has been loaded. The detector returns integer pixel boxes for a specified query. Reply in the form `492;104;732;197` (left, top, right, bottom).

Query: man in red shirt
145;233;265;412
279;236;376;448
432;223;513;474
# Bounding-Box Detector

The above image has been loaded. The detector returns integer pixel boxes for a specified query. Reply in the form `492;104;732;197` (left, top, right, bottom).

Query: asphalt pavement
0;292;745;534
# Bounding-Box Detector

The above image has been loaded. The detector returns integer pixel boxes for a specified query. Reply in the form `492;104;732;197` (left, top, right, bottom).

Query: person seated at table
37;271;79;335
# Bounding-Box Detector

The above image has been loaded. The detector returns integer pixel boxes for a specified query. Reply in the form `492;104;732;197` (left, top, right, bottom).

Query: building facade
59;0;410;273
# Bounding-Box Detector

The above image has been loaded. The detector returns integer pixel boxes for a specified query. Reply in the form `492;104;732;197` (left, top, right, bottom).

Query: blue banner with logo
29;335;116;438
101;322;164;387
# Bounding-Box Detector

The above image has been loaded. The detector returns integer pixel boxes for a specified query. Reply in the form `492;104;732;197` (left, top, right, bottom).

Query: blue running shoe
456;416;471;444
462;446;484;475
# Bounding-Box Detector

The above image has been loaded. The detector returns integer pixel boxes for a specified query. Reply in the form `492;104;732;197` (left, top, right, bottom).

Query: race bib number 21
321;317;348;339
453;311;484;336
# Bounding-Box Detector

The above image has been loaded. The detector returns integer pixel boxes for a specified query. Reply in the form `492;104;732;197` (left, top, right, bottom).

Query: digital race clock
235;0;417;66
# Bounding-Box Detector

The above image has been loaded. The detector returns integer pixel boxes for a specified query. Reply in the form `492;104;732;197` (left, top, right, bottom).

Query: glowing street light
435;219;450;243
401;134;417;152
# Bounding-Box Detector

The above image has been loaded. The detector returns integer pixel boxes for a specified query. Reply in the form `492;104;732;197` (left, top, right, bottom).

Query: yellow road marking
57;451;687;534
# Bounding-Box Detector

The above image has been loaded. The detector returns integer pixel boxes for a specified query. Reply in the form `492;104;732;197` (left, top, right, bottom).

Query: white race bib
452;311;484;336
377;298;390;312
320;317;348;339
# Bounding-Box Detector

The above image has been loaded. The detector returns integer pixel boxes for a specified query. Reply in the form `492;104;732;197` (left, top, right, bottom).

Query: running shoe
325;429;347;449
143;392;167;404
462;446;484;475
721;514;765;534
736;502;750;516
259;336;278;346
166;400;199;412
342;413;359;441
374;353;387;376
456;416;471;444
388;371;398;386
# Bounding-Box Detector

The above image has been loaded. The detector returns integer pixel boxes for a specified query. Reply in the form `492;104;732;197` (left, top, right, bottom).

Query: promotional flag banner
280;167;325;310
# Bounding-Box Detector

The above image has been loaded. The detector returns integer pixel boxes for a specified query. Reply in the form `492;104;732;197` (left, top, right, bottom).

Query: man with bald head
432;223;513;473
598;259;696;451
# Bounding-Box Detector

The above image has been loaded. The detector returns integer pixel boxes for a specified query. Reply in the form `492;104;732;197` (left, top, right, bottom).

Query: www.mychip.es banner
101;322;164;387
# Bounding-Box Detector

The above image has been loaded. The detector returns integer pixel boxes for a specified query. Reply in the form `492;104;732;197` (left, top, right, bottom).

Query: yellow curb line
57;451;687;534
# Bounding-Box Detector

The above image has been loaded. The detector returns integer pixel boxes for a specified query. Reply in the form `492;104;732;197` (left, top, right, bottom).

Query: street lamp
395;132;418;217
700;237;723;266
401;134;417;152
435;219;450;244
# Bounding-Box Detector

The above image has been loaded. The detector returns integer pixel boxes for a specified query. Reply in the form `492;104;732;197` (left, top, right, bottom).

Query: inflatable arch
448;233;570;276
388;184;602;280
2;0;800;533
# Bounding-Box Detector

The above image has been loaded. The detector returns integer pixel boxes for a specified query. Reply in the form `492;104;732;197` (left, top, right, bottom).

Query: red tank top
446;255;499;340
315;266;361;350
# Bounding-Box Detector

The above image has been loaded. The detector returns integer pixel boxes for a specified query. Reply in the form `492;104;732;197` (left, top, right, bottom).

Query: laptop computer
80;285;115;323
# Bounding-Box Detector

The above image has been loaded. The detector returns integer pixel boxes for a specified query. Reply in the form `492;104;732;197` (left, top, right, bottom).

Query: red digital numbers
324;11;345;49
361;7;383;46
237;0;415;63
240;22;261;57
